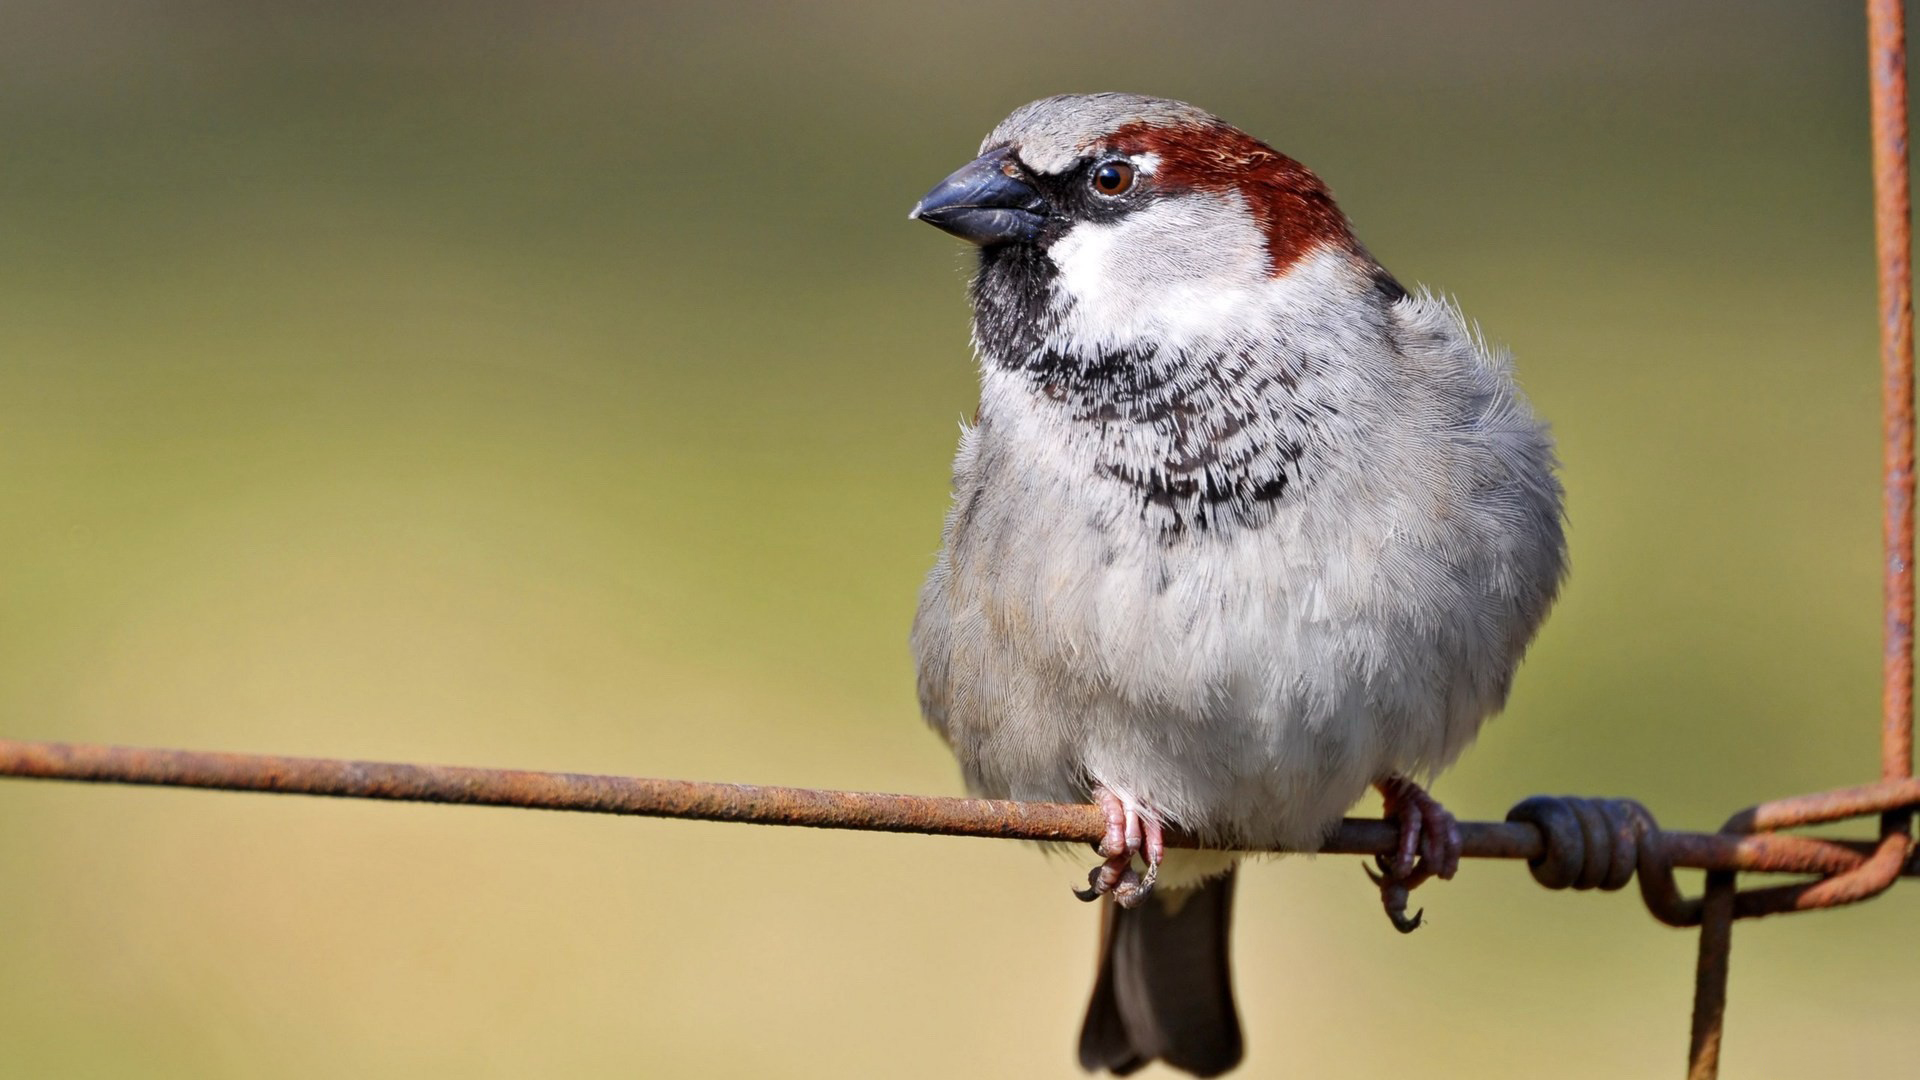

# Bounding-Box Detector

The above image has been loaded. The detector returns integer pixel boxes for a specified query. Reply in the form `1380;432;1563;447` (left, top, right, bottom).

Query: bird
907;93;1565;1077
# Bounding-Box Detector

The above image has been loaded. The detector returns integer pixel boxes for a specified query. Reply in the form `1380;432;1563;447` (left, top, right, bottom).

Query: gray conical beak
909;147;1047;247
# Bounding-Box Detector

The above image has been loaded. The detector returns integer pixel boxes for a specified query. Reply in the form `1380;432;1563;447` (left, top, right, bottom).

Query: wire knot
1505;796;1659;892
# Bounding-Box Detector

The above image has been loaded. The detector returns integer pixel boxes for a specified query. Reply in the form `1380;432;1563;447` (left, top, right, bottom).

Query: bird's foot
1072;786;1163;909
1364;774;1462;933
1377;774;1462;881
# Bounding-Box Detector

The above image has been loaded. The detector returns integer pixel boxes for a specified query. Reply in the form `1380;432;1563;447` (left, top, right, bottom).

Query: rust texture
1504;794;1919;929
1676;12;1920;1074
1874;0;1916;783
1718;822;1913;920
1722;776;1920;831
0;739;1111;844
1685;873;1735;1080
0;739;1916;881
0;15;1910;1078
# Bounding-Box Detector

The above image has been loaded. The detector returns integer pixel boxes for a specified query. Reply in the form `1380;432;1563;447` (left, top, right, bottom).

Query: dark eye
1091;160;1136;197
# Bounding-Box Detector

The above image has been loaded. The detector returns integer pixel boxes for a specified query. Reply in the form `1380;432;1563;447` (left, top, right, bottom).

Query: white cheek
1048;223;1120;304
1046;194;1274;349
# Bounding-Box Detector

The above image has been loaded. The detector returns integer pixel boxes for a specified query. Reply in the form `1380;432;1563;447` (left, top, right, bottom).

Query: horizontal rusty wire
0;739;1915;883
1723;776;1920;832
1711;777;1918;921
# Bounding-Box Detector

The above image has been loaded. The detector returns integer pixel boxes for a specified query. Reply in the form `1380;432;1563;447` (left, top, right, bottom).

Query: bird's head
912;93;1387;358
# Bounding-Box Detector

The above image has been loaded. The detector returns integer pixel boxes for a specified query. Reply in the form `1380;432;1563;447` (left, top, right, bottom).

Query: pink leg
1366;774;1462;933
1073;787;1164;909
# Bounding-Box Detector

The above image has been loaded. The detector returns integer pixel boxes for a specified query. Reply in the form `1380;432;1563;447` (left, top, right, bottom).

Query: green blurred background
0;1;1911;1076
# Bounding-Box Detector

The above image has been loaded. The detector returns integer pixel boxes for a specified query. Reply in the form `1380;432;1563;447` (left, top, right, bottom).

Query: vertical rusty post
1685;871;1736;1080
1871;0;1916;782
1682;11;1913;1075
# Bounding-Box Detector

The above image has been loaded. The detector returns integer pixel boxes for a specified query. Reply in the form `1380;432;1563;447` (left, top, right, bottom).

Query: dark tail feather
1077;868;1243;1078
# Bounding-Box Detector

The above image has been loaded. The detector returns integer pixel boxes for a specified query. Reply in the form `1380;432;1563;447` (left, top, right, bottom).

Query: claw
1368;775;1461;932
1075;786;1164;908
1365;858;1429;933
1112;857;1158;908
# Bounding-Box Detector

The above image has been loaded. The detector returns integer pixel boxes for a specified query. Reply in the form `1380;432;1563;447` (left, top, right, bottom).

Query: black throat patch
970;247;1324;543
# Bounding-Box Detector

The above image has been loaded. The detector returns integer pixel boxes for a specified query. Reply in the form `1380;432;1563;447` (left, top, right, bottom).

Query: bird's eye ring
1091;160;1136;197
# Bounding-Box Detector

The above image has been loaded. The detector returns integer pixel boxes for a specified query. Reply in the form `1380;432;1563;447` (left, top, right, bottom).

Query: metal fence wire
0;6;1914;1077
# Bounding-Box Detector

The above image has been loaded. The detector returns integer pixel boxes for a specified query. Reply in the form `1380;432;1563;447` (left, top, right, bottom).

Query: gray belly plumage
912;288;1565;856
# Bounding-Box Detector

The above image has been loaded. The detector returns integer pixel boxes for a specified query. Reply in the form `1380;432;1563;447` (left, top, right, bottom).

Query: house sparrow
909;94;1565;1077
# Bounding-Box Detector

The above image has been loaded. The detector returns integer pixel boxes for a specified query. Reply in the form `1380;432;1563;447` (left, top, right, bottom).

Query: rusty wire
1875;0;1916;789
0;9;1911;1079
0;739;1915;881
1681;4;1920;1077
